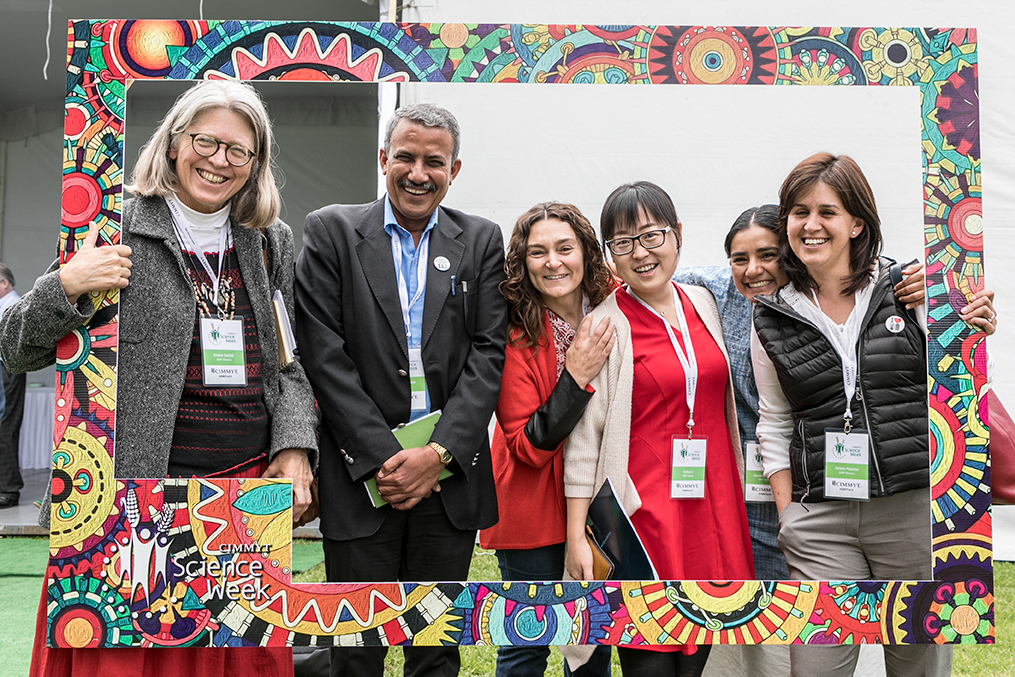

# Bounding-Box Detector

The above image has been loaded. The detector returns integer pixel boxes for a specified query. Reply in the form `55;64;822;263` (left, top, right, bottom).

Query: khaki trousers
778;490;952;677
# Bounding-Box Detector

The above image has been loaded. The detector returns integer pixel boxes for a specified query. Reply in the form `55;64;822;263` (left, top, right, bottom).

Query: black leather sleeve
523;369;595;451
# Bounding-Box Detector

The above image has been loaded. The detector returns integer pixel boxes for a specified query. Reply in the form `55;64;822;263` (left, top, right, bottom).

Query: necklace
629;285;677;317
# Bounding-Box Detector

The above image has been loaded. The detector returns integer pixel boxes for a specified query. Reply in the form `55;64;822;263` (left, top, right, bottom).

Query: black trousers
617;645;712;677
0;364;26;499
323;493;477;677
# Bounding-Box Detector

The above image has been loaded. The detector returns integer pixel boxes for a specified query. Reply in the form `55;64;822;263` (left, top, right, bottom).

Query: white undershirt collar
167;193;230;253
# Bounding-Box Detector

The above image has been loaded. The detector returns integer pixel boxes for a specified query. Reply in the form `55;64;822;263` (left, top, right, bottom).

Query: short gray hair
0;263;13;287
126;80;280;230
384;103;461;164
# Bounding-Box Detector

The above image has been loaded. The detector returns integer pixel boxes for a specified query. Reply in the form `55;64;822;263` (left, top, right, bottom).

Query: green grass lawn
954;559;1014;676
0;537;50;677
2;536;1009;676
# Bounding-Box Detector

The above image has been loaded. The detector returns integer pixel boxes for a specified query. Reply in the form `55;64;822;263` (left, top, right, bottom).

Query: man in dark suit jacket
295;103;507;677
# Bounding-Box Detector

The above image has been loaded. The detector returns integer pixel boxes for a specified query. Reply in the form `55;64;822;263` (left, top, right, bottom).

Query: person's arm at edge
565;496;593;580
522;312;615;452
263;221;319;464
2;214;136;371
769;469;794;514
0;260;94;373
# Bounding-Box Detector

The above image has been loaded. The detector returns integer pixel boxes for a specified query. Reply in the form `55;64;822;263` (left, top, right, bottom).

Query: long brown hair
502;202;614;348
778;152;883;295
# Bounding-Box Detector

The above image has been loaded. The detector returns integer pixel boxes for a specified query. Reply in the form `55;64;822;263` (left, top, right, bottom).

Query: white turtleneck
166;193;230;254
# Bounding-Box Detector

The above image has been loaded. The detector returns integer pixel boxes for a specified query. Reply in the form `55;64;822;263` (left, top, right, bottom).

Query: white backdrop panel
405;83;924;270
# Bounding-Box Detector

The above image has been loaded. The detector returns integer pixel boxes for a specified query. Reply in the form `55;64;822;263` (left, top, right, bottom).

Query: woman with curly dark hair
479;202;616;677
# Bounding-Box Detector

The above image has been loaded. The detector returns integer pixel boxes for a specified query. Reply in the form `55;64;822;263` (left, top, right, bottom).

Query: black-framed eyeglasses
185;133;255;167
605;226;672;256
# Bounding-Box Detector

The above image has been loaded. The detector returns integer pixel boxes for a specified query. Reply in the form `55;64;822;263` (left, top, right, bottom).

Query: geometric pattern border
49;21;989;647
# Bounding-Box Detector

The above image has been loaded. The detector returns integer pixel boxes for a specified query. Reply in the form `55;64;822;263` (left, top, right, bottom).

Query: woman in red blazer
479;202;616;677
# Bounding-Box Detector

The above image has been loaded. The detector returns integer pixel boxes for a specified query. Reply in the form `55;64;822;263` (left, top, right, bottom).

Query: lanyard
627;284;698;437
809;289;859;430
166;196;231;308
390;229;430;343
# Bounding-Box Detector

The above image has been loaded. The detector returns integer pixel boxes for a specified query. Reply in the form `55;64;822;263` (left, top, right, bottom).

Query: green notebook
364;410;451;508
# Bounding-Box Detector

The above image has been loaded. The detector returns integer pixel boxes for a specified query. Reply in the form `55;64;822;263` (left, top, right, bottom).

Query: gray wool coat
0;196;319;527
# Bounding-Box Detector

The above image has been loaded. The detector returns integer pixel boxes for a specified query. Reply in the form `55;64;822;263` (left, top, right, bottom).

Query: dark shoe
0;494;18;509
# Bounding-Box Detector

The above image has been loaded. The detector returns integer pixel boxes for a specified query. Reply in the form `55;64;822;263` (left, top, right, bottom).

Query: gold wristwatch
428;441;452;465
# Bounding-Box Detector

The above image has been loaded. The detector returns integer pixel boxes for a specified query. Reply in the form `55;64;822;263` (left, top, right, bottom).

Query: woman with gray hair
2;80;317;676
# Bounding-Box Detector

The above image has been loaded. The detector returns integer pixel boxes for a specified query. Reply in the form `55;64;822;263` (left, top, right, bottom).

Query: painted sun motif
49;423;117;551
205;28;410;83
858;27;932;85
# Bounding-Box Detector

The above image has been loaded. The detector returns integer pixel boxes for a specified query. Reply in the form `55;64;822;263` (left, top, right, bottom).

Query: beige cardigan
563;283;744;517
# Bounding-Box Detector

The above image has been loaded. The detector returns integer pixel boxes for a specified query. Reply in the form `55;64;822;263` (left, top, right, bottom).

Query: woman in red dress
564;182;753;677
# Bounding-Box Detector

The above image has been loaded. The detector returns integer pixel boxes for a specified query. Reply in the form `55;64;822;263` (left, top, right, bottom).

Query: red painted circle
61;174;102;227
947;196;983;251
694;581;738;597
55;330;84;363
64;107;88;137
279;68;333;81
74;469;92;494
51;476;66;496
53;608;103;648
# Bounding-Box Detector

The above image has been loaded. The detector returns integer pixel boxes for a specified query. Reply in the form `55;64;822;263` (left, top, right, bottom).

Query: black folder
585;477;657;580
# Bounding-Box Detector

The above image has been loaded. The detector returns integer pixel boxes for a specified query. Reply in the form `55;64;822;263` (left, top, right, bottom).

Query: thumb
80;222;99;250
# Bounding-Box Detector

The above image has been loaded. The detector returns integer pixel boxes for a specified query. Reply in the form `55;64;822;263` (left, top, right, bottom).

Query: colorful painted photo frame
47;21;990;650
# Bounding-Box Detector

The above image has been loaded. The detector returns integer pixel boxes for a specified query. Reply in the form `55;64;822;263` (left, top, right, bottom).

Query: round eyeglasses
185;133;255;167
605;226;672;256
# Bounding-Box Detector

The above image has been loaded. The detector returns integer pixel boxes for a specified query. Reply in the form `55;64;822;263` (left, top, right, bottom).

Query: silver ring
989;313;996;323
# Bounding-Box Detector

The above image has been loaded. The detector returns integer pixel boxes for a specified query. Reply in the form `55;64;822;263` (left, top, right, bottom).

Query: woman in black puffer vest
751;152;951;677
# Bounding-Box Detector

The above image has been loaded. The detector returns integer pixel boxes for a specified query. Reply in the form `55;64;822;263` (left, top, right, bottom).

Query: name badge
408;347;426;412
199;316;247;386
744;442;774;503
671;436;707;499
824;429;871;500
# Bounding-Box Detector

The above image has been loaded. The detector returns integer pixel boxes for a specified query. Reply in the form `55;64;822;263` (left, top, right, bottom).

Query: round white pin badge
434;256;451;272
885;315;905;333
